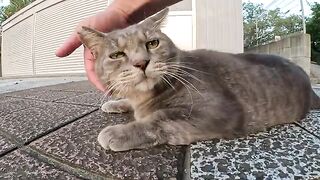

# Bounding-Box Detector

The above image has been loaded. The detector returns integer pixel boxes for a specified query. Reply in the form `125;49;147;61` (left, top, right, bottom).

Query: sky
243;0;320;17
0;0;9;7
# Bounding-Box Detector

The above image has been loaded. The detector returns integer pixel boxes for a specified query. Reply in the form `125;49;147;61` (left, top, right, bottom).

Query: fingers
55;32;82;57
84;48;106;92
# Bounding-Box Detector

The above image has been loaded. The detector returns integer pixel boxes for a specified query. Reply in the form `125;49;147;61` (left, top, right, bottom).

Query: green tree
243;2;303;49
0;0;34;23
306;2;320;64
243;2;267;48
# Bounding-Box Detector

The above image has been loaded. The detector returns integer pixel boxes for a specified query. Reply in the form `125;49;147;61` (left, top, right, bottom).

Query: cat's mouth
134;73;158;91
135;74;148;85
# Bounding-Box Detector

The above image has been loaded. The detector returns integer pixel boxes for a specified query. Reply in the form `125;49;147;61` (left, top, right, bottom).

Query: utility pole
300;0;306;33
255;18;259;46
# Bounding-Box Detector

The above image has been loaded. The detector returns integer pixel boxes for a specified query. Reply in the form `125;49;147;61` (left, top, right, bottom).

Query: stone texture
0;102;97;144
300;111;320;137
56;92;105;107
4;89;84;102
0;150;79;179
189;124;320;179
0;133;16;155
0;96;41;117
31;111;185;179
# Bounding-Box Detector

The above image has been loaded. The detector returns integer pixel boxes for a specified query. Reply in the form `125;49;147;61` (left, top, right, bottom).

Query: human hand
55;7;128;92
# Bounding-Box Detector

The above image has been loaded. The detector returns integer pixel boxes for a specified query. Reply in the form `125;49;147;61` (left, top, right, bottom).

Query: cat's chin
134;78;157;92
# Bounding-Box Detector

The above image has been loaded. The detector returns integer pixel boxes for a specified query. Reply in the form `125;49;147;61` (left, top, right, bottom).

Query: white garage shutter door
162;14;193;50
2;16;34;76
34;0;108;75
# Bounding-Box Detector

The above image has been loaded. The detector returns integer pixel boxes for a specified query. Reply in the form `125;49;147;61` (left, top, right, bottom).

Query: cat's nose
133;60;150;71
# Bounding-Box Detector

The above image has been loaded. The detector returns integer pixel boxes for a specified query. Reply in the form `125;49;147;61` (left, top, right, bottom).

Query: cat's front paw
101;100;131;114
97;125;128;151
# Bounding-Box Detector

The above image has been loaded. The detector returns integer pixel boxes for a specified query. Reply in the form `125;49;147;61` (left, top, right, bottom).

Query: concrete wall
245;33;311;75
311;63;320;84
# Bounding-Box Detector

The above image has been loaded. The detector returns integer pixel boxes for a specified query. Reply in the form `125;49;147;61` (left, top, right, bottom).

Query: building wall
1;0;243;77
195;0;244;53
245;33;311;75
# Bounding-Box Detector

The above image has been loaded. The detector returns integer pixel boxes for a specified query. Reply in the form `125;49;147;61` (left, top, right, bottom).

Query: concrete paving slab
0;97;42;117
0;76;87;94
300;111;320;138
56;91;105;107
189;124;320;179
30;111;185;179
0;134;16;155
0;149;80;179
3;89;84;102
0;102;97;144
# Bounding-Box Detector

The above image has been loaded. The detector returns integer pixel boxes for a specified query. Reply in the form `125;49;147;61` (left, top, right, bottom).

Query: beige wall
1;0;243;77
246;33;311;75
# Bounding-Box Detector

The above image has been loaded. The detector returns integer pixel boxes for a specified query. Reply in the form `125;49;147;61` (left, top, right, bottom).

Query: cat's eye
109;51;126;59
146;39;159;49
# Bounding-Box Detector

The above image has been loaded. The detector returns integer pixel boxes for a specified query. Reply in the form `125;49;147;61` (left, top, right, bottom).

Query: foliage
0;0;34;24
243;2;303;49
306;3;320;64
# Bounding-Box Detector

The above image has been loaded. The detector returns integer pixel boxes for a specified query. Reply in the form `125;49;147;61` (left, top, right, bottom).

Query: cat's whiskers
166;66;204;84
165;70;203;98
163;73;194;118
98;80;119;106
106;81;125;97
166;63;209;74
160;76;176;91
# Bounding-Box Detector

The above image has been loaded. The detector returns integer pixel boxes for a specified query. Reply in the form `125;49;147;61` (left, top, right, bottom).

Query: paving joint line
294;121;320;139
0;108;98;158
23;147;110;180
52;101;100;108
23;108;99;146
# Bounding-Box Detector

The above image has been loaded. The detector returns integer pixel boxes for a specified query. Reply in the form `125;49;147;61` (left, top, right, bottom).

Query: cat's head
78;8;179;97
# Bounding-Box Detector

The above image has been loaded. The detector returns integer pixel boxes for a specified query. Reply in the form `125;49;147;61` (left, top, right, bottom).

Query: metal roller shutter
2;16;34;76
163;14;193;50
34;0;108;75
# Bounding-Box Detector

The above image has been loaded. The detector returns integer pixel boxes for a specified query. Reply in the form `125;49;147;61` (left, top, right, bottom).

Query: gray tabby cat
78;8;320;151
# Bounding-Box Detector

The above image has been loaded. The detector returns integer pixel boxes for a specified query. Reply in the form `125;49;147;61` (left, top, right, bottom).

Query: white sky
243;0;320;16
0;0;9;7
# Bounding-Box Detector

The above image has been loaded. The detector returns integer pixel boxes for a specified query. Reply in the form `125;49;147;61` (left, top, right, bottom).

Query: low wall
311;63;320;84
245;33;311;75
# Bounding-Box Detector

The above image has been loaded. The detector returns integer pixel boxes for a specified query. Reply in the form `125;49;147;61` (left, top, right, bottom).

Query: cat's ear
143;8;169;29
78;26;105;59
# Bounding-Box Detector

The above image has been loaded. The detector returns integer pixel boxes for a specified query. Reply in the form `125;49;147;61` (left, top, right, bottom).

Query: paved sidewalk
0;81;319;179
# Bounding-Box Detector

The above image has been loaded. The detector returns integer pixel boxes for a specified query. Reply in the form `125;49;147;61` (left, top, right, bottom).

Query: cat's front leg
101;99;132;114
98;121;165;151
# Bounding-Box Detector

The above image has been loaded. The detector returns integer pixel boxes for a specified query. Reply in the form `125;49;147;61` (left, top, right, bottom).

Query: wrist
108;0;181;24
95;4;129;33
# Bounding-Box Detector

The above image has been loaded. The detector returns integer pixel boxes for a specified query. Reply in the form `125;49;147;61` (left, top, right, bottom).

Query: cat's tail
310;90;320;109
